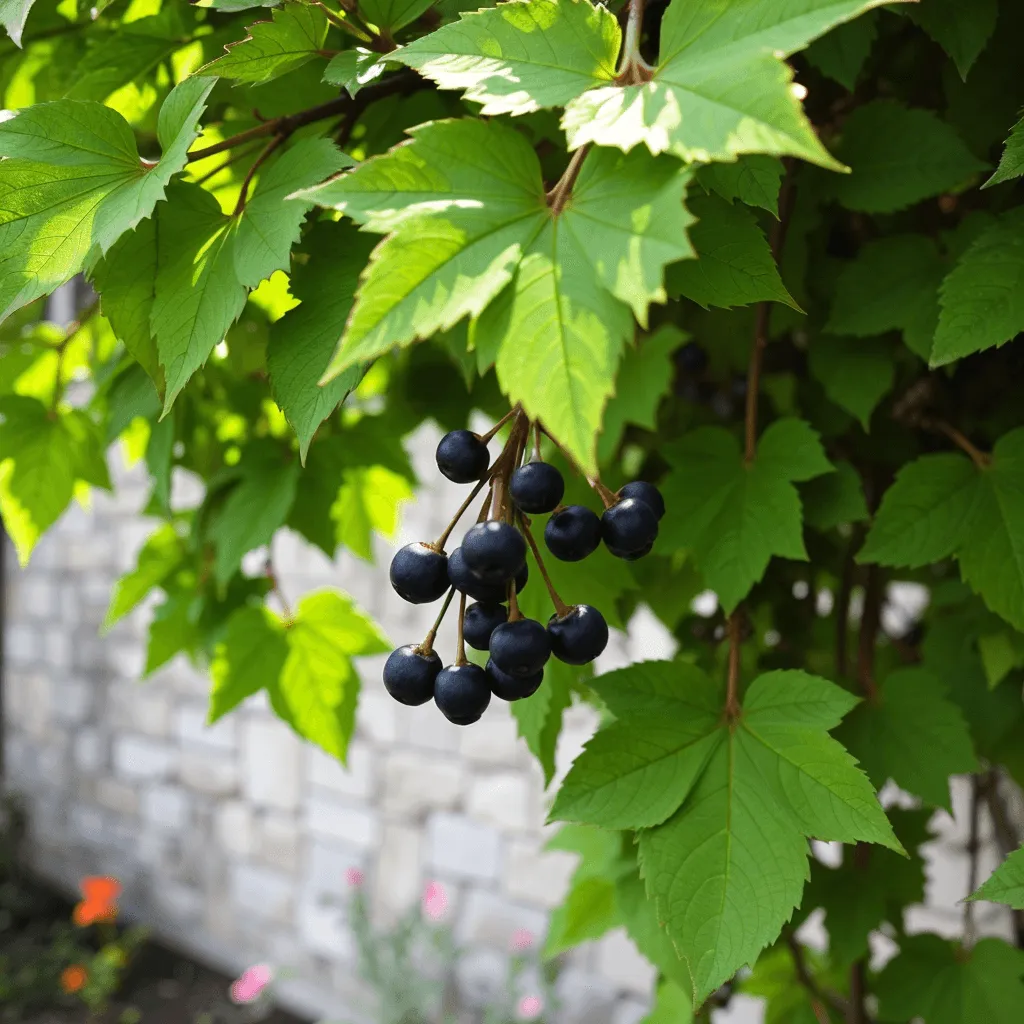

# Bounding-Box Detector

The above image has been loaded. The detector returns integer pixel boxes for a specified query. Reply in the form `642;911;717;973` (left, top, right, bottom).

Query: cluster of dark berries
382;414;665;726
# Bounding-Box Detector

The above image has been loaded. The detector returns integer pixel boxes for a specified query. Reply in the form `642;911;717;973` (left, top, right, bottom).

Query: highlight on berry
382;408;665;724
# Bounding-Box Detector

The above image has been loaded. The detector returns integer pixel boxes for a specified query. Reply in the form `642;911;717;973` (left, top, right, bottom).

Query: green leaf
986;117;1024;187
269;590;389;763
544;875;621;957
304;119;693;473
234;138;353;289
510;656;573;786
331;464;414;561
907;0;998;79
932;208;1024;367
266;223;372;459
144;592;200;676
209;604;289;722
210;442;300;585
104;523;183;630
151;182;248;410
695;155;784;217
638;668;898;1006
809;335;894;429
0;0;34;46
0;396;104;564
805;11;877;90
0;78;215;323
359;0;435;33
199;3;329;83
392;0;619;116
665;193;797;310
876;935;1024;1024
323;48;386;96
562;0;901;168
826;235;945;351
831;100;986;213
977;631;1022;690
837;668;976;810
641;980;693;1024
660;419;833;612
587;659;723;720
972;845;1024;910
597;325;681;464
800;460;868;531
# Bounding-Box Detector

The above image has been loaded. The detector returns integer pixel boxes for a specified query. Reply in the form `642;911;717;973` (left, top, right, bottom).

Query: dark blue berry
547;605;609;665
617;481;665;521
545;505;602;562
383;645;442;705
462;521;526;584
489;618;550;678
606;540;654;561
436;429;489;483
434;664;491;725
510;461;565;514
449;547;528;602
486;658;543;701
390;543;450;604
677;341;708;375
463;602;508;651
602;498;658;557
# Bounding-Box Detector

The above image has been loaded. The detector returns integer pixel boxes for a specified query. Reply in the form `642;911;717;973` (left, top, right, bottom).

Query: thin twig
982;770;1024;947
835;531;860;679
435;475;491;551
856;566;882;700
265;556;293;623
725;611;742;719
546;146;590;214
786;933;849;1018
480;406;520;444
421;587;456;656
922;419;992;468
519;513;570;618
232;134;285;216
848;962;868;1024
192;139;264;185
616;0;653;81
964;773;984;945
454;591;468;666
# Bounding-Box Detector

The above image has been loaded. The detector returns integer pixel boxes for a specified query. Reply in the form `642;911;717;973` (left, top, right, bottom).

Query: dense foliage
3;0;1024;1019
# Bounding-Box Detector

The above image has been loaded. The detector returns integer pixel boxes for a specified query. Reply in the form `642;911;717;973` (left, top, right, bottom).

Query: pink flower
510;928;535;952
422;880;448;921
345;867;364;888
230;964;272;1004
517;995;544;1020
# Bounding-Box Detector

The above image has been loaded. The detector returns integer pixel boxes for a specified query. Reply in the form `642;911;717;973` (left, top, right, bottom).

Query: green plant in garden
3;0;1024;1019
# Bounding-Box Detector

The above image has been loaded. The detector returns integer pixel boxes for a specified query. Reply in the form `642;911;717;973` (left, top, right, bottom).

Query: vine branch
725;610;742;720
232;134;285;216
786;932;848;1020
546;146;590;214
856;565;882;701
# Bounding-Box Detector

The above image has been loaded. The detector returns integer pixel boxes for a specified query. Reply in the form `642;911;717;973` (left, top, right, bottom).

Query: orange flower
60;965;88;993
72;876;121;927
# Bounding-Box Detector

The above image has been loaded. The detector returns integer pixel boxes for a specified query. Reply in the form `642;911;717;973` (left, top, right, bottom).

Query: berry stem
420;586;457;655
519;513;571;618
435;474;492;550
455;591;468;666
546;145;589;215
480;405;520;444
508;575;522;622
924;418;992;468
536;424;616;506
725;611;742;720
533;422;542;461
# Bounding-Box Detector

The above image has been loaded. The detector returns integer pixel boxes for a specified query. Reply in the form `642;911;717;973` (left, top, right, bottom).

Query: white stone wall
2;423;1018;1024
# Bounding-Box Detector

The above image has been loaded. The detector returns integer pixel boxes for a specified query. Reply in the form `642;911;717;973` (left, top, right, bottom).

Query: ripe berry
390;543;450;604
383;646;442;705
461;521;526;584
510;461;565;514
606;540;653;561
436;429;489;483
449;547;528;602
487;658;543;701
463;602;508;651
677;340;708;375
434;664;491;725
545;505;602;562
489;618;550;678
617;481;665;521
602;498;658;557
547;605;609;665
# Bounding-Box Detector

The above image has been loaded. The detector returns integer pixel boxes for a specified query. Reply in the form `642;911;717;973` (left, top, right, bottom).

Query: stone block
141;785;190;831
52;676;94;724
242;718;302;810
230;862;294;924
176;703;237;751
108;685;173;737
373;824;421;919
383;751;463;817
358;690;398;744
594;930;657;997
459;715;521;765
504;840;577;908
96;778;139;816
19;577;58;620
297;895;358;961
397;697;460;753
455;948;507;1009
456;888;548;951
41;629;72;672
215;802;254;858
554;967;618;1024
180;749;238;795
307;741;375;801
467;773;532;832
69;805;108;846
255;812;300;872
304;838;365;899
426;813;502;882
112;736;174;780
305;796;379;850
5;623;41;666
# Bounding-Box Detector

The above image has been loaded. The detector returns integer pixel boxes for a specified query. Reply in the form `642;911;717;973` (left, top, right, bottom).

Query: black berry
463;602;508;651
486;658;543;701
462;521;526;584
545;505;602;562
449;547;528;602
606;540;654;561
547;605;609;665
436;429;489;483
510;461;565;514
602;498;658;557
389;543;450;604
677;340;708;375
383;646;442;705
434;664;491;725
489;618;551;678
618;481;665;521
